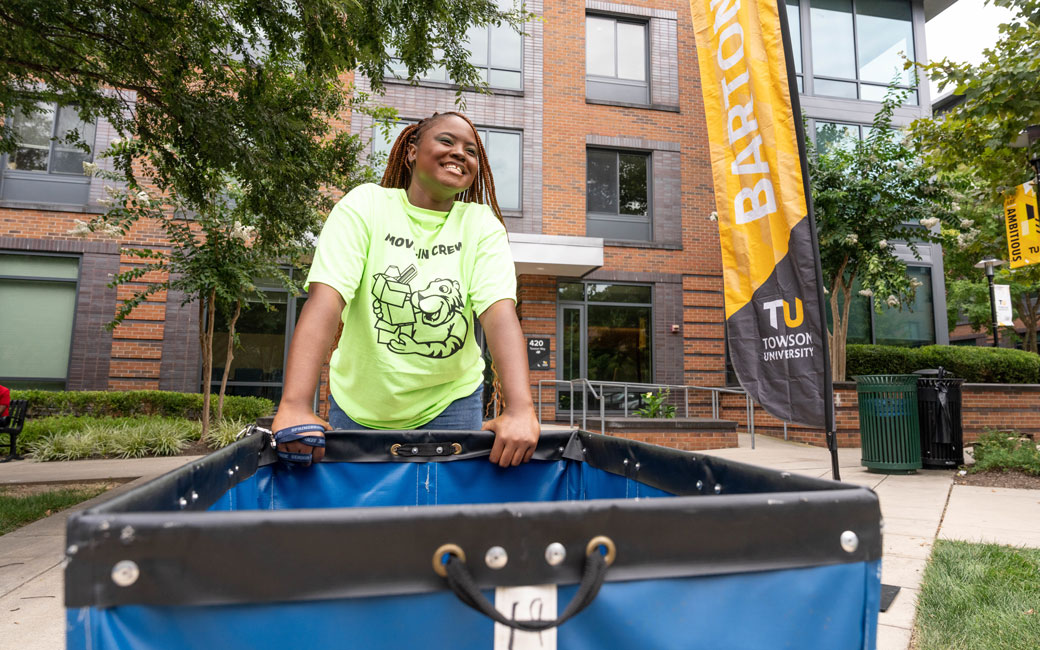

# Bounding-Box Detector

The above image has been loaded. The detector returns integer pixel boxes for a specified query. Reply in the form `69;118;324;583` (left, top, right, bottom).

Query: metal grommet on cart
585;535;616;566
433;543;466;578
390;444;401;456
451;443;462;455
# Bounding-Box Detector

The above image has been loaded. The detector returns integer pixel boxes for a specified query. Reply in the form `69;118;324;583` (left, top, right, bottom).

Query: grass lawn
0;484;111;535
915;539;1040;649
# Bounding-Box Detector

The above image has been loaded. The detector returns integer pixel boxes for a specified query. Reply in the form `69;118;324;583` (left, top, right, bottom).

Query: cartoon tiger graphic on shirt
371;265;468;359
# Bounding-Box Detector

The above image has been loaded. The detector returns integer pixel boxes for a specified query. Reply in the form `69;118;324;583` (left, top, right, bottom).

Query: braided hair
380;112;504;224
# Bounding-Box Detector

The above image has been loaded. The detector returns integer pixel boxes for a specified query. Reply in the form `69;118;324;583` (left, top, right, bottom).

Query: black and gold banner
689;0;832;429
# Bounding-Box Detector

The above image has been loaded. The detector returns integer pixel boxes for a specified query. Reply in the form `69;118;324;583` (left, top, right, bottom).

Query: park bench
0;399;28;462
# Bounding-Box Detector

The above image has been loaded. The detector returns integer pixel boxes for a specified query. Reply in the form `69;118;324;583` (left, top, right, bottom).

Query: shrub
204;418;252;450
846;345;1040;384
27;416;200;461
971;430;1040;476
12;390;273;421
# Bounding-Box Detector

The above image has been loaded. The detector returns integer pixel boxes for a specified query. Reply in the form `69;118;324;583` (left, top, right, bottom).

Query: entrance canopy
509;232;603;277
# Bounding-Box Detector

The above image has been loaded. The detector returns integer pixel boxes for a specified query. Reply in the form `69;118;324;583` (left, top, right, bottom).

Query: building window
386;5;523;91
6;103;96;174
557;281;653;413
585;15;649;104
807;0;916;103
814;120;864;153
372;122;523;212
586;149;651;241
208;274;306;402
0;253;80;389
786;0;803;92
824;267;935;347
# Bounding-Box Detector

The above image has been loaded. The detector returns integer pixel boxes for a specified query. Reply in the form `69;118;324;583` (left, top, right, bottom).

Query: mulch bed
954;470;1040;490
179;439;214;456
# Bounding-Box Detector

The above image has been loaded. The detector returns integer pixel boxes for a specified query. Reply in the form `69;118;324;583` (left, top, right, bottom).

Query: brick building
0;0;954;420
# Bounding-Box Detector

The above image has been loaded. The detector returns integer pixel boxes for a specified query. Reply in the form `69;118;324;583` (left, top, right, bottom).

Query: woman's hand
271;408;329;464
483;405;539;467
478;298;541;467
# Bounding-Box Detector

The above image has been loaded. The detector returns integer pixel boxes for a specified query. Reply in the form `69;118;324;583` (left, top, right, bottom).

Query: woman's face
407;115;480;201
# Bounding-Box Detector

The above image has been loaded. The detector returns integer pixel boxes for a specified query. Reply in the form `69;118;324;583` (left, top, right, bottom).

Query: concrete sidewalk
2;436;1039;650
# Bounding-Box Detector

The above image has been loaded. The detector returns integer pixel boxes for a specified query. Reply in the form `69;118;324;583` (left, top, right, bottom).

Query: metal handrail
535;379;757;448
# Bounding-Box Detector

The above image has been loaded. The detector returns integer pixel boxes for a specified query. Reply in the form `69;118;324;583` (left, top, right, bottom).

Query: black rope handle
437;539;613;631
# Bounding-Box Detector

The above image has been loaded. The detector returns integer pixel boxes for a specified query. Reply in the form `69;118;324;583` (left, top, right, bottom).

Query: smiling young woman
271;111;538;469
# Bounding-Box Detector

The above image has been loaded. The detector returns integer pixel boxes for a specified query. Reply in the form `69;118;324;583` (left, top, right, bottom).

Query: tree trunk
1018;292;1039;354
828;259;853;382
217;299;241;421
200;288;217;439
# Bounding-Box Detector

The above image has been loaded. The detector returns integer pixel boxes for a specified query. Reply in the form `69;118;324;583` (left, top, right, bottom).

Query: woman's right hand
271;407;329;464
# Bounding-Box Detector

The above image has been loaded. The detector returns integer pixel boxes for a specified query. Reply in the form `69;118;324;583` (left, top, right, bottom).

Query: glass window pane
0;279;76;379
211;298;289;382
618;153;648;216
587;305;651;384
557;282;585;301
586;17;616;77
486;130;521;210
856;0;914;85
9;146;49;171
810;0;856;79
488;69;522;89
586;149;618;214
875;267;935;347
813;77;858;98
371;121;410;175
55;106;96;154
466;25;489;67
815;121;859;153
11;104;55;148
587;283;652;303
489;23;522;69
0;253;79;279
616;22;646;81
786;0;802;75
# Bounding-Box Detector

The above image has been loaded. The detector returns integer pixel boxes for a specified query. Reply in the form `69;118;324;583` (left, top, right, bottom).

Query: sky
925;0;1016;100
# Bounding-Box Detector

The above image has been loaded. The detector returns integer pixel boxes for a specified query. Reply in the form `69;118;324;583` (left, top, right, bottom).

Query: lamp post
974;256;1006;347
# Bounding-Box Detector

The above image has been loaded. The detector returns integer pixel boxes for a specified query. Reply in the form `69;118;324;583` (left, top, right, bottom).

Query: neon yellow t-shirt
305;184;517;429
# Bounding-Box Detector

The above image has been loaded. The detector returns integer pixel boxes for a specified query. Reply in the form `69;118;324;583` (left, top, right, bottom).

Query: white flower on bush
136;190;151;206
231;221;256;243
886;295;900;308
919;217;940;229
858;288;874;297
910;278;923;289
844;233;859;245
708;211;718;222
960;218;975;229
67;219;92;238
82;161;100;177
878;239;888;249
103;184;121;199
109;138;123;148
98;222;122;238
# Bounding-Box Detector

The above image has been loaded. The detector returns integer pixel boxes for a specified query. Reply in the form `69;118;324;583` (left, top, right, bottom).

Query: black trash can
914;368;965;469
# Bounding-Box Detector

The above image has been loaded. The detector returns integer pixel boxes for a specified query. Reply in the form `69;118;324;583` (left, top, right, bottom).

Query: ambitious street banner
689;0;832;428
1004;180;1040;269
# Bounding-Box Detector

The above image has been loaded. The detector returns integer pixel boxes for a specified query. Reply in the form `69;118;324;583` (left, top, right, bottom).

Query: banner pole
775;0;839;480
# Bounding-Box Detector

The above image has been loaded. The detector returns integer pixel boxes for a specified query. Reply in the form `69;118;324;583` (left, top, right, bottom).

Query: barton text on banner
688;0;831;428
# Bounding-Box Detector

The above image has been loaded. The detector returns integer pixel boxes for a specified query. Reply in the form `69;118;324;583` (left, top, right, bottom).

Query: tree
910;0;1040;352
809;92;954;381
1;1;527;433
911;0;1039;197
935;174;1040;352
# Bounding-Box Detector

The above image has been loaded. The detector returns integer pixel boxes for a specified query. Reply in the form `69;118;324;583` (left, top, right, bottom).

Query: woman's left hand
482;405;540;467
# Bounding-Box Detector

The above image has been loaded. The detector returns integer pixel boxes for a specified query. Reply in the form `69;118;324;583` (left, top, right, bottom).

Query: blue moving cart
66;428;881;649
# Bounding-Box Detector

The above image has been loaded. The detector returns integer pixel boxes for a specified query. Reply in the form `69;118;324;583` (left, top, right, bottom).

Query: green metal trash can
854;375;922;474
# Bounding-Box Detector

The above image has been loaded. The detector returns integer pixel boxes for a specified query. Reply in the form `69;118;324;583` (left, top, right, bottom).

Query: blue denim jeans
328;386;483;431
